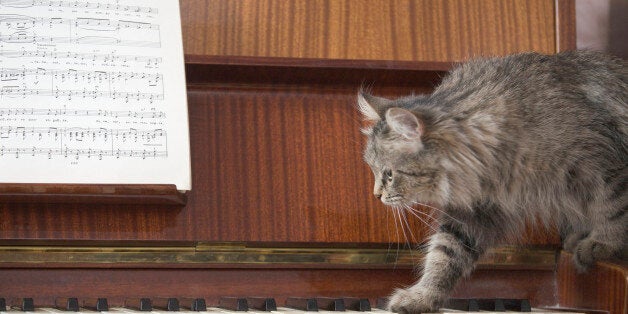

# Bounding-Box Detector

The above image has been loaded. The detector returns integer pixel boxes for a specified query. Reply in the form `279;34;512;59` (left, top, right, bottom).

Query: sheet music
0;0;191;190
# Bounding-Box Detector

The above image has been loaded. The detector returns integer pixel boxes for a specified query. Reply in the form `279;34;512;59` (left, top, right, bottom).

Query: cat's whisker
390;206;402;261
409;200;465;225
399;207;419;248
403;204;479;253
402;205;441;235
394;206;412;250
403;203;438;222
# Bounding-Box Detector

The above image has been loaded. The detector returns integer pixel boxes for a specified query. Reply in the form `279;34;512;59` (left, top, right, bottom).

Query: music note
0;126;168;160
0;0;158;15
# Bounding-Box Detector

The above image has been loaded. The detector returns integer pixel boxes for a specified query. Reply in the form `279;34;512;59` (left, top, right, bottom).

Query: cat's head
358;92;449;208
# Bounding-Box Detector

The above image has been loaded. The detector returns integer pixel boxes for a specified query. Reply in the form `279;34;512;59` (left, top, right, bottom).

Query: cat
358;50;627;313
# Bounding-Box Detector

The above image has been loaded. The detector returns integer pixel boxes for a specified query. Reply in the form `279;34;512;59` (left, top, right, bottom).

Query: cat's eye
384;169;393;181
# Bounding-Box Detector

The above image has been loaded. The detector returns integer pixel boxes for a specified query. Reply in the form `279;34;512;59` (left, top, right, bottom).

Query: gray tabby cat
358;50;626;313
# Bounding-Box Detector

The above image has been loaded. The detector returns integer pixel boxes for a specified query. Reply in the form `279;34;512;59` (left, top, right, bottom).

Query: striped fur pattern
359;51;627;314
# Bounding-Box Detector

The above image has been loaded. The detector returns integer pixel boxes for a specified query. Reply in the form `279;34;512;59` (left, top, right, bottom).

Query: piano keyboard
0;297;583;314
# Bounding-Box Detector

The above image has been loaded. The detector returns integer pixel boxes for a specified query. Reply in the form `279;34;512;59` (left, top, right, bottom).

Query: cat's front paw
563;232;587;253
574;238;613;272
387;288;442;314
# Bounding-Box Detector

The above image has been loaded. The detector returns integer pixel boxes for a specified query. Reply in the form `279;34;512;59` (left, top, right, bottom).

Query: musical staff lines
0;0;158;15
1;67;164;102
1;15;159;30
0;126;167;160
0;48;162;66
0;107;165;119
0;14;161;47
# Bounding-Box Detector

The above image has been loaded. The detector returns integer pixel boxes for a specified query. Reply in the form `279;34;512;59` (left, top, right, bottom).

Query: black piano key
286;297;318;311
502;299;532;312
0;298;6;311
168;298;180;311
316;298;345;311
343;298;370;312
477;299;504;311
246;298;277;311
153;298;180;311
56;298;79;311
444;299;480;311
126;298;152;311
376;298;388;310
494;299;506;311
219;297;248;311
180;298;207;312
83;298;109;311
20;298;35;312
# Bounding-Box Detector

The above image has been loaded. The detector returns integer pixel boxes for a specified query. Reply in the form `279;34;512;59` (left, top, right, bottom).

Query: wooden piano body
0;1;625;313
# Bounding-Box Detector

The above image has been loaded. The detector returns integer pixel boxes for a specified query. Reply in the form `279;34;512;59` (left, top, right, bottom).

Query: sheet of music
0;0;191;190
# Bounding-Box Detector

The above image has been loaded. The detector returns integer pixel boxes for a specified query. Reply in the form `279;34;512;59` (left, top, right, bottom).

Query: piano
0;1;624;314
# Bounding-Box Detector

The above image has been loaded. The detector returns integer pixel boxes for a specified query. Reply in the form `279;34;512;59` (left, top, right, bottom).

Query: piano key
179;299;206;312
375;298;388;311
108;307;165;314
10;298;35;312
55;298;79;312
245;298;276;312
476;299;504;311
37;307;95;314
314;298;344;312
443;299;479;312
125;299;152;312
1;298;6;311
82;299;109;312
502;299;532;312
218;298;248;312
342;298;370;312
285;298;318;311
152;299;179;312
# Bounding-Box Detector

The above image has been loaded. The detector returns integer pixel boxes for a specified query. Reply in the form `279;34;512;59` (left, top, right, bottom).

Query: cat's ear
385;107;423;140
357;92;392;121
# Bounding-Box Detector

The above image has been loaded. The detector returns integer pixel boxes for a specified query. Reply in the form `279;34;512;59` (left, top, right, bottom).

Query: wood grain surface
557;252;628;314
555;0;577;52
180;0;558;61
0;266;557;307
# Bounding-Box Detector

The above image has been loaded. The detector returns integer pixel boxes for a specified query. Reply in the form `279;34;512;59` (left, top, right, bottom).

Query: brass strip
0;243;557;269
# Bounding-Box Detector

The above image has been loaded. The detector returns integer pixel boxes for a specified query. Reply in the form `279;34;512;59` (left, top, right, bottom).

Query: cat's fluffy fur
359;50;626;313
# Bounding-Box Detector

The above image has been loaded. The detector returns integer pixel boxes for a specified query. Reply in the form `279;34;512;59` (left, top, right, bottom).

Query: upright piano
0;1;625;313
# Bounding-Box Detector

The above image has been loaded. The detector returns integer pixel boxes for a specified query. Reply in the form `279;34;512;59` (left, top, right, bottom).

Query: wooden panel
0;184;185;205
0;267;556;307
556;0;577;52
185;84;429;243
557;252;628;314
0;268;416;307
180;0;558;61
